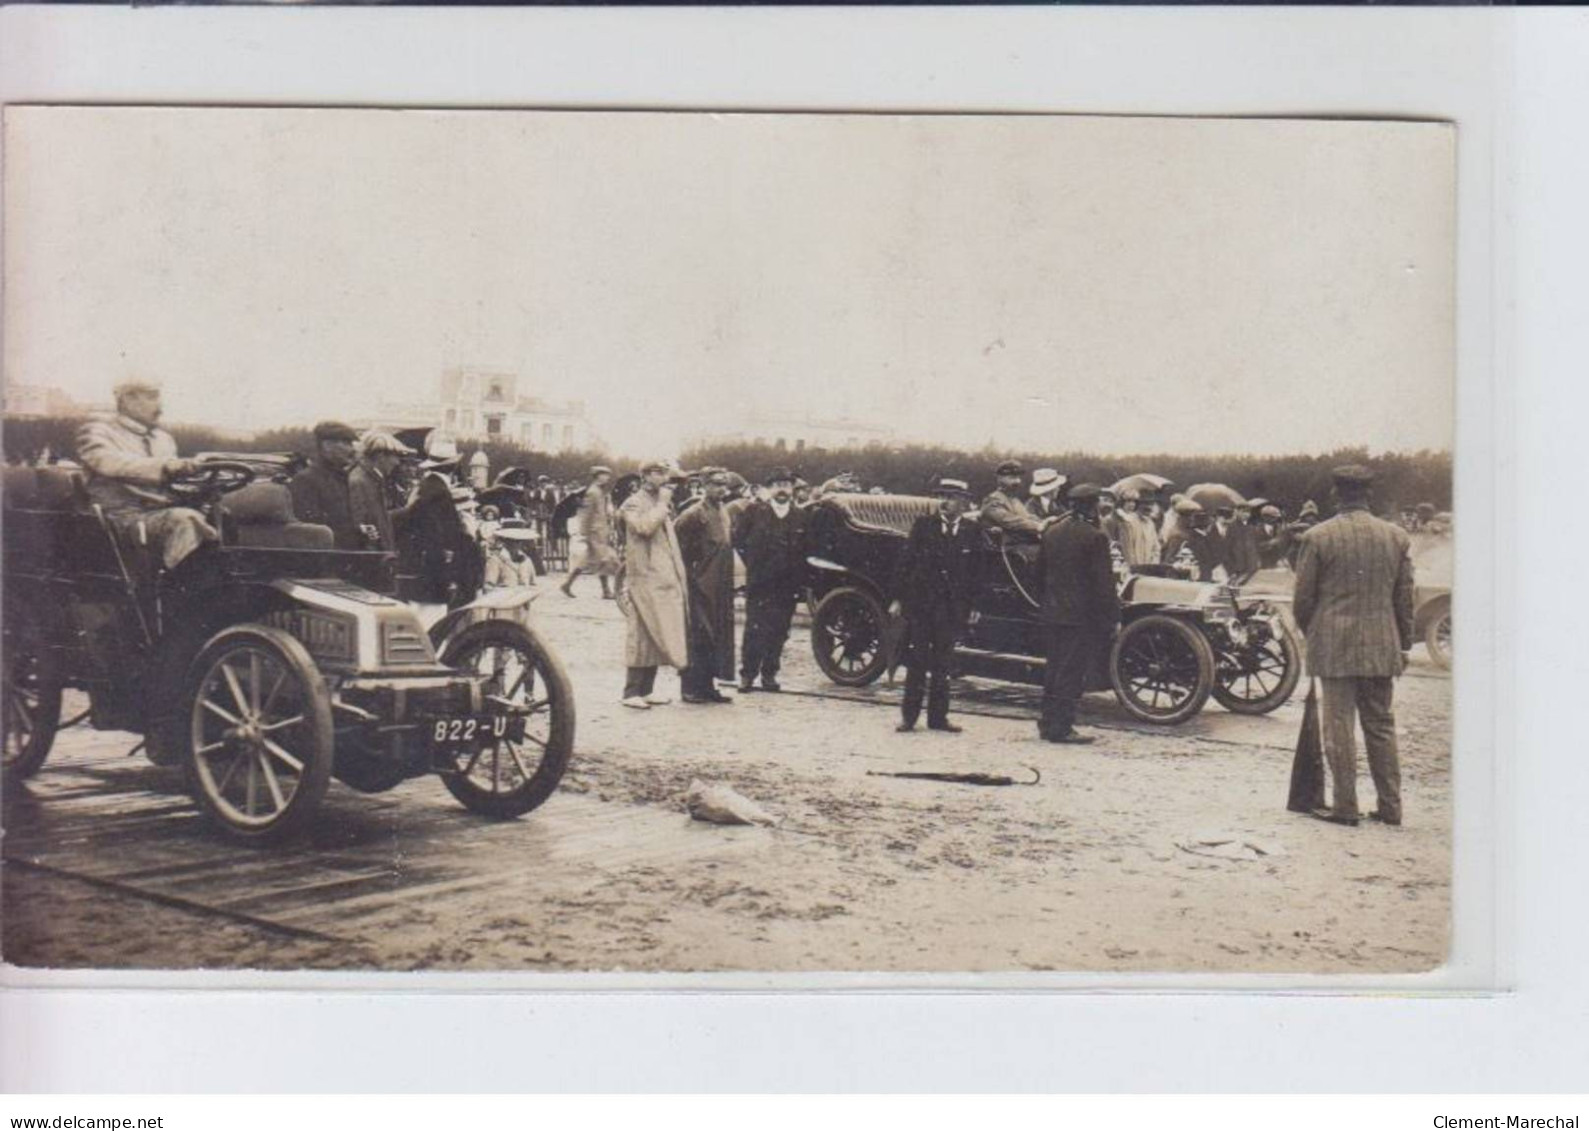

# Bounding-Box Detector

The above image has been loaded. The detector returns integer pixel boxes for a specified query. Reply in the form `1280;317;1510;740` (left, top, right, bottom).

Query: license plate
428;714;527;749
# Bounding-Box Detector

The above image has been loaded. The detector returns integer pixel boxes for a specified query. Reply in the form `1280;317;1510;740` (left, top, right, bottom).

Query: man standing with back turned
1036;484;1121;744
1292;465;1416;828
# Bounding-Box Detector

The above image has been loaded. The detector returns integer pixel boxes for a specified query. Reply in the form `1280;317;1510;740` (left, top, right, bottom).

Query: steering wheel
165;460;257;505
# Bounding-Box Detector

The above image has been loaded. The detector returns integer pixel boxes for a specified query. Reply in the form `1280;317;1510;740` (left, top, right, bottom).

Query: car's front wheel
1424;602;1452;671
183;624;334;844
1210;616;1302;715
811;586;888;687
438;620;574;819
1109;613;1216;725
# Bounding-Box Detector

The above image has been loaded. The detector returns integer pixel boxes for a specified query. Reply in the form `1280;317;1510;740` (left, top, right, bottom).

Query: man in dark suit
888;476;981;733
733;466;808;693
1293;465;1416;827
1036;484;1122;744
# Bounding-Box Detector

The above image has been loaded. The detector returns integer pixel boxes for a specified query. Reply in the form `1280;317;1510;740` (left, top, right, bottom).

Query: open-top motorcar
2;455;574;843
802;493;1300;725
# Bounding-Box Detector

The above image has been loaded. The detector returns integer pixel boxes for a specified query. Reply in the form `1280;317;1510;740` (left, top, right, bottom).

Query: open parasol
1109;473;1174;498
1185;483;1247;511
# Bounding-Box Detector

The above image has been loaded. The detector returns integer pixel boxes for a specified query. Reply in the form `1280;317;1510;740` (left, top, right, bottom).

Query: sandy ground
1;591;1451;975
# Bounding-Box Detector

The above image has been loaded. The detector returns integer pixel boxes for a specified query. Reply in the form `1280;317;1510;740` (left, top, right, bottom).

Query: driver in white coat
75;379;216;570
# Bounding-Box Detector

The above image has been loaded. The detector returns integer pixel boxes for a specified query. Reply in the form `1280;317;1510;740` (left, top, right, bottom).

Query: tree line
3;415;1451;515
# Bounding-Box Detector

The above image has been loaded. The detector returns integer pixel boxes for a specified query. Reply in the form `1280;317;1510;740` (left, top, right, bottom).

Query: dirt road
2;594;1451;974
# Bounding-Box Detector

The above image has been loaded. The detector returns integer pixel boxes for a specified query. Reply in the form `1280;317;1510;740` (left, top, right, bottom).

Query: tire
438;620;575;819
183;624;334;845
1109;613;1217;725
1424;602;1452;671
810;586;888;687
1210;617;1303;716
2;641;62;782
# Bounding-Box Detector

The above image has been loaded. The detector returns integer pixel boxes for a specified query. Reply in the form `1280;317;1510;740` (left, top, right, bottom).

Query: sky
3;108;1455;458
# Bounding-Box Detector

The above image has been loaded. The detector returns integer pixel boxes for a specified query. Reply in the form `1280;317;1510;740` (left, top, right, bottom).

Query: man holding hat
1035;484;1121;744
1293;464;1416;827
290;421;384;551
561;466;618;599
75;378;216;570
888;476;981;733
733;466;808;693
979;459;1044;540
1028;468;1066;521
616;460;690;709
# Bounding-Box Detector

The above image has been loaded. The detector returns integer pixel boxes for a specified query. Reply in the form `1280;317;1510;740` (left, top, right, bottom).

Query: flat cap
313;420;359;443
1029;468;1066;497
765;466;795;486
1173;498;1204;515
360;430;411;456
589;464;613;477
1244;497;1269;510
640;459;672;474
1260;505;1282;519
112;378;162;399
1331;464;1376;488
1068;483;1102;504
995;460;1024;478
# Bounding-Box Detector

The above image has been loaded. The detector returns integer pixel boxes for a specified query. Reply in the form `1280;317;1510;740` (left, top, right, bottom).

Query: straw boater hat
932;476;973;498
1029;468;1065;498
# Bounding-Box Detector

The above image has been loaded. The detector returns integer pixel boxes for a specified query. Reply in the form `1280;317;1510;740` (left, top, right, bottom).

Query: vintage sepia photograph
1;106;1455;976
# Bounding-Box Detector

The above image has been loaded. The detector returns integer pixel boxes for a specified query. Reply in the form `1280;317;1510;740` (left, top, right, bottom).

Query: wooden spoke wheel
1425;605;1452;671
2;641;62;782
811;587;888;687
438;620;574;819
1109;613;1216;725
1210;618;1302;715
184;625;333;844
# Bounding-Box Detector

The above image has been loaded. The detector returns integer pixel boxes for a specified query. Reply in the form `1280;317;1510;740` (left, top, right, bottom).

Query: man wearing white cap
616;461;689;708
1028;468;1067;521
888;476;981;733
75;379;215;570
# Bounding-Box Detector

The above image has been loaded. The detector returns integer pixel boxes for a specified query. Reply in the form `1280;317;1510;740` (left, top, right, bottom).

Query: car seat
216;482;335;550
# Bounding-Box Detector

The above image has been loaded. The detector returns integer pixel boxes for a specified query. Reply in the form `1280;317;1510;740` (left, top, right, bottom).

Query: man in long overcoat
1036;485;1122;744
561;466;619;599
617;461;689;709
888;477;981;733
1293;465;1417;826
675;470;736;704
733;465;808;693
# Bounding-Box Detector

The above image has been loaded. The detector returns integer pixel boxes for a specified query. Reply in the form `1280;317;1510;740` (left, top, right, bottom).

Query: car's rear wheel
811;586;888;687
1210;617;1302;715
438;620;574;819
1109;613;1216;725
1425;602;1452;670
184;625;334;844
2;641;62;782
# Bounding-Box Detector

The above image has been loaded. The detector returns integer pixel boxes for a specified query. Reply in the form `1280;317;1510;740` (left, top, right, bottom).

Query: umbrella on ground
1186;483;1247;511
1109;473;1174;498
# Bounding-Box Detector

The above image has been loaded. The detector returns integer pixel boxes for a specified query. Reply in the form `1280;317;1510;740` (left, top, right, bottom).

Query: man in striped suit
1292;465;1417;827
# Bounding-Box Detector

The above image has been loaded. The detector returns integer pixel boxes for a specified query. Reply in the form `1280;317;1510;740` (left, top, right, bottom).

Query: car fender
427;586;539;649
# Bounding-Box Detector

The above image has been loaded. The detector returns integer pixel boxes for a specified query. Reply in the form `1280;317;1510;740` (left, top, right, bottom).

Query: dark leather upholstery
827;492;938;536
3;467;86;511
234;522;335;550
218;482;295;525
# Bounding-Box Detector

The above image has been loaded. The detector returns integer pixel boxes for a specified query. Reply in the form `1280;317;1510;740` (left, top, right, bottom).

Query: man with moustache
1035;484;1121;744
979;459;1045;541
888;476;981;734
733;466;808;693
74;378;215;570
289;420;380;551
